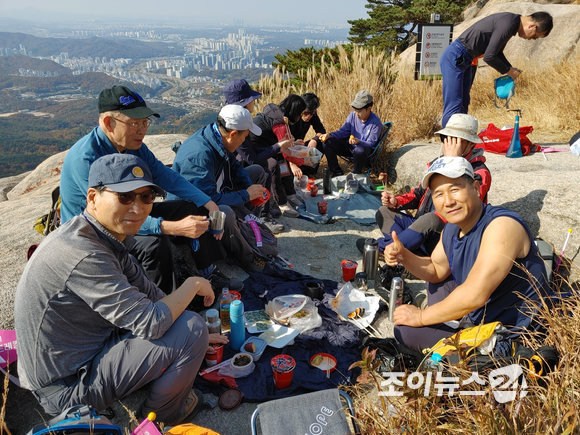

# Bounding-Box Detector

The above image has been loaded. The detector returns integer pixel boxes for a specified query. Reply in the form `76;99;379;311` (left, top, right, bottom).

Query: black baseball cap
223;79;262;107
98;86;160;119
88;154;165;197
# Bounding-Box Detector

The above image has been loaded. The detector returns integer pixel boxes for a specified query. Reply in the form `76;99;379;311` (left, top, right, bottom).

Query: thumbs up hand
384;231;405;266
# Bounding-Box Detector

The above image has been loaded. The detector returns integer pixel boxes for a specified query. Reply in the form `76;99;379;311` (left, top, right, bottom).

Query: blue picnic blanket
195;268;365;402
297;175;382;225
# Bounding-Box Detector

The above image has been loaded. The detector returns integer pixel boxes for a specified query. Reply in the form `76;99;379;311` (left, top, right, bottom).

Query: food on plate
311;355;323;366
244;342;257;353
245;309;272;331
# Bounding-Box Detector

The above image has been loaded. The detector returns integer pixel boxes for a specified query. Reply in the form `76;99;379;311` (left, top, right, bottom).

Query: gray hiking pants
33;311;209;425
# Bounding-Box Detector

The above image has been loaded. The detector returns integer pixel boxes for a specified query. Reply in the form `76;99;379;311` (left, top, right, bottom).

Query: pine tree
348;0;470;52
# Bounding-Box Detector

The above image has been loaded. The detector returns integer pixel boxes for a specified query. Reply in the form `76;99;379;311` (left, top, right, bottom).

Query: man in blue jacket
60;85;241;294
170;105;270;273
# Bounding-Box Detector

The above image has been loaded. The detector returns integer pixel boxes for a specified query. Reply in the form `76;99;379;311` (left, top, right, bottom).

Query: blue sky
1;0;369;26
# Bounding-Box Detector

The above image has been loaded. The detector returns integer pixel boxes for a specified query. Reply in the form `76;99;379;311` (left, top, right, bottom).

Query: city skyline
1;0;369;26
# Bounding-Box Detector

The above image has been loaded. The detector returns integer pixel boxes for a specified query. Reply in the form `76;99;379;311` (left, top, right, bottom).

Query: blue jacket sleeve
134;145;211;235
332;112;355;140
176;154;250;208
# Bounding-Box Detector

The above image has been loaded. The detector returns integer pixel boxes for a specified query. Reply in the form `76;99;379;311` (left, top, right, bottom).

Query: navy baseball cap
98;86;160;119
88;154;165;197
223;79;262;106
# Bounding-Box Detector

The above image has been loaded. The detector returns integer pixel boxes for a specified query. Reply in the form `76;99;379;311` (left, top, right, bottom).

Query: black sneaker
331;169;344;178
207;267;244;292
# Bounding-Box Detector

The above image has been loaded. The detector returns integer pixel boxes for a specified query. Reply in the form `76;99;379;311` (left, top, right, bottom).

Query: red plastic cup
310;184;319;197
341;260;358;282
271;354;296;389
306;178;315;191
205;344;224;367
251;188;270;207
317;201;327;214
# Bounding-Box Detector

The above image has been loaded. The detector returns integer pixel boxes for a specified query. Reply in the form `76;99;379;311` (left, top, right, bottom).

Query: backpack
236;213;279;259
33;186;61;236
26;405;122;435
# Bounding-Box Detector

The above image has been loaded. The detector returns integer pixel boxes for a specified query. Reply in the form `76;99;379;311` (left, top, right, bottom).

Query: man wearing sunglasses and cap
16;154;224;426
60;85;242;296
384;156;550;353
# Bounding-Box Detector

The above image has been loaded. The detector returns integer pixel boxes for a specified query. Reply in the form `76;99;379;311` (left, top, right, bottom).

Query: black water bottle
323;167;332;194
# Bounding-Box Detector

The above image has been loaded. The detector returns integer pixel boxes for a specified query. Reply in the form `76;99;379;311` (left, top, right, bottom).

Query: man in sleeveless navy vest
384;157;550;352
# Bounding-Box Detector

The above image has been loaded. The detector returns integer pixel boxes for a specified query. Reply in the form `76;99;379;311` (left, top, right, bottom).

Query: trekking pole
555;228;572;272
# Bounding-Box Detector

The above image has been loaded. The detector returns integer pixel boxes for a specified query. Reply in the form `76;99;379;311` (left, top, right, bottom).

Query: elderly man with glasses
60;85;242;297
16;154;222;426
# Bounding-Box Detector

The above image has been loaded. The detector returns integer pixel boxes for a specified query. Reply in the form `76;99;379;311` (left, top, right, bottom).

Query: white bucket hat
421;157;475;189
435;113;483;144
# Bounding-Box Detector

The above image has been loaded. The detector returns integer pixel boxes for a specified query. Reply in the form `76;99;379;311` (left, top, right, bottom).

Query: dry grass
256;46;579;175
346;274;580;435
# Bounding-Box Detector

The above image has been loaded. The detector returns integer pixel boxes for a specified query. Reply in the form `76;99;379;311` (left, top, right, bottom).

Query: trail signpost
415;23;453;80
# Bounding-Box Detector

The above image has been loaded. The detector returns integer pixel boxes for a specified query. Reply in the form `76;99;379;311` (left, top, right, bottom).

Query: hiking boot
168;388;205;426
207;266;244;292
279;203;299;218
331;169;344;178
286;193;304;207
262;215;285;234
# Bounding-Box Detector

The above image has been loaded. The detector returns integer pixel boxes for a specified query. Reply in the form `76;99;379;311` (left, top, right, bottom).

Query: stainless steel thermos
388;277;404;322
362;238;379;281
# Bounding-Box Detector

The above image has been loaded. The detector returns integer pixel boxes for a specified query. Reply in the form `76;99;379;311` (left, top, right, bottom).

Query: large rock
389;142;580;272
399;2;580;68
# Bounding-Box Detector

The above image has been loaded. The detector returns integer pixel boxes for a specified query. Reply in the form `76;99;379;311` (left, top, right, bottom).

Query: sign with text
415;23;453;80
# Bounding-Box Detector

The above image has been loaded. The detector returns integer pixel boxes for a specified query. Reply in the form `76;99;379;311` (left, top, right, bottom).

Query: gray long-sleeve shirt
458;12;520;74
14;213;173;391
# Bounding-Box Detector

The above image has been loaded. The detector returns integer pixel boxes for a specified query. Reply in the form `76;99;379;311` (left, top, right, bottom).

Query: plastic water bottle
424;353;442;371
219;288;231;331
229;300;245;351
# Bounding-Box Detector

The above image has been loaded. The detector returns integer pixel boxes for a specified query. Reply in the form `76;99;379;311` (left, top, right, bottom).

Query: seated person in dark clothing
384;157;550;353
319;90;382;176
289;92;326;177
368;114;491;257
245;94;307;216
223;79;289;232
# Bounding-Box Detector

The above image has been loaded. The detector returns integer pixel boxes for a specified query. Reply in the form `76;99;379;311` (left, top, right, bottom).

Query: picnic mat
297;175;382;225
195;267;366;402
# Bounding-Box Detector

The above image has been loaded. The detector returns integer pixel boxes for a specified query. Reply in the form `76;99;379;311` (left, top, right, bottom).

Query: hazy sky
1;0;370;25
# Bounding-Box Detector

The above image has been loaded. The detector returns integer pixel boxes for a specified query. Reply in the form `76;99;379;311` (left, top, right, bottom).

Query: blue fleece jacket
60;127;211;234
332;111;383;149
169;123;253;207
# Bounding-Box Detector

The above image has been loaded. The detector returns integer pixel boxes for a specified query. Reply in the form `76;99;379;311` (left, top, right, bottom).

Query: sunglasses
102;188;157;205
112;117;153;130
